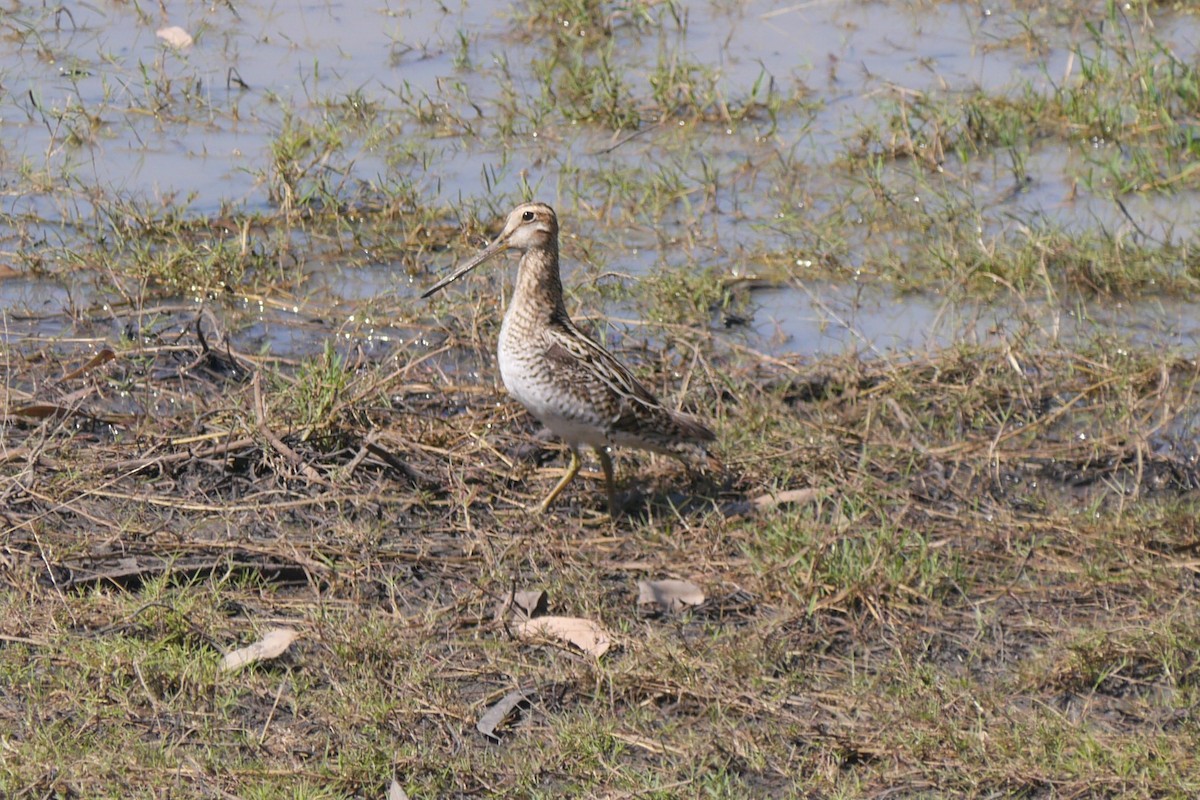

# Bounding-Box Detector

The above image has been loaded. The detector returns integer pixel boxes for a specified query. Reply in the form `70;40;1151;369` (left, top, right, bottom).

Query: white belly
498;320;608;449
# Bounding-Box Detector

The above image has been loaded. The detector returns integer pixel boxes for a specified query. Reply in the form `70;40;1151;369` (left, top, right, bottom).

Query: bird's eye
521;211;534;222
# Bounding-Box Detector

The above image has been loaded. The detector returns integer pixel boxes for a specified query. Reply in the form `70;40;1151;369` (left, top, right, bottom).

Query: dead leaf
637;579;704;613
0;263;20;279
496;588;547;620
221;627;299;672
386;779;409;800
516;616;612;658
513;589;547;617
750;486;829;512
156;26;193;48
7;403;130;427
0;447;35;464
56;349;115;383
476;688;532;741
11;404;75;420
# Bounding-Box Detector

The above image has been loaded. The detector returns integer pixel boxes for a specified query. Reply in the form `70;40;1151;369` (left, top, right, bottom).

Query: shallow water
2;0;1199;358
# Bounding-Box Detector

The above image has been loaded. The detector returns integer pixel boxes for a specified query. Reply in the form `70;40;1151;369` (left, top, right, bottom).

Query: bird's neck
511;244;569;322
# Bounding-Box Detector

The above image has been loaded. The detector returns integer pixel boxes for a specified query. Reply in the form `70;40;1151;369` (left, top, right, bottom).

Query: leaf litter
515;616;614;658
636;578;705;614
4;282;1200;797
221;627;300;672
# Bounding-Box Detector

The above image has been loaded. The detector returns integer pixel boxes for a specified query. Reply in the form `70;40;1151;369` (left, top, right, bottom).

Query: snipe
422;202;716;515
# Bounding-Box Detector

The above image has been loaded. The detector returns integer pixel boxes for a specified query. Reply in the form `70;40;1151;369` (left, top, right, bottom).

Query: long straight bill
420;237;508;298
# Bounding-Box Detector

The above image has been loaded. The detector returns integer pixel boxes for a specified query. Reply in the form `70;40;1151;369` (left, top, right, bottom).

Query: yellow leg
536;447;581;514
594;447;618;517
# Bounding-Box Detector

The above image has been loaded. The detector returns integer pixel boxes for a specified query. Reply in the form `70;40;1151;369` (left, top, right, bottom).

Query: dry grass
4;1;1200;796
3;297;1200;798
